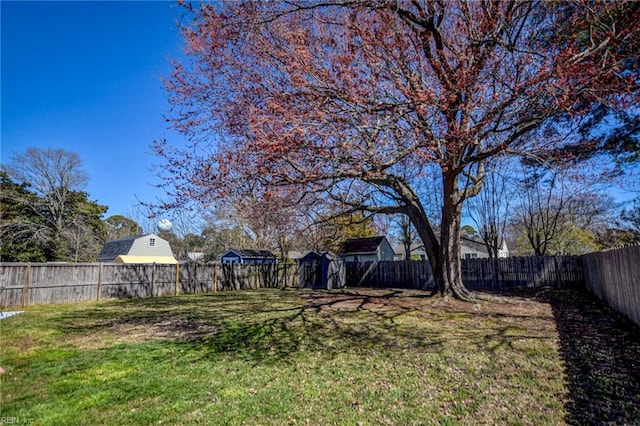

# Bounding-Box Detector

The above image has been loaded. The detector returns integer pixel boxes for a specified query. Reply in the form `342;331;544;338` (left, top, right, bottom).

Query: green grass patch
1;288;638;425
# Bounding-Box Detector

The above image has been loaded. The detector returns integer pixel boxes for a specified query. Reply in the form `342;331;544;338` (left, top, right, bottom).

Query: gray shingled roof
340;236;387;254
460;237;490;254
97;235;138;262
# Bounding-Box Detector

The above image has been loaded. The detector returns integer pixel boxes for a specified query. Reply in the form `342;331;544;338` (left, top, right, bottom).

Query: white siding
378;239;395;261
460;244;489;259
342;254;379;262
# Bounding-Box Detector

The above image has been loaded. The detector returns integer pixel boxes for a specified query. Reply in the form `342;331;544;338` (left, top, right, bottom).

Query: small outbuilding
298;251;346;290
220;249;277;265
340;236;395;262
97;233;178;264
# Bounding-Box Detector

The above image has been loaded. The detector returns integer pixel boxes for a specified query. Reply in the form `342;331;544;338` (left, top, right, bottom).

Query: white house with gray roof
393;237;509;261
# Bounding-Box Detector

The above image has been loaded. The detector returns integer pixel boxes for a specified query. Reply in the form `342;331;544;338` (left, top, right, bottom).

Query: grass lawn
1;288;639;425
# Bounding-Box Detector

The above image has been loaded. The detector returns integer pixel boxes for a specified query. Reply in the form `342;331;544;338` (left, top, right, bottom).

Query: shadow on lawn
58;288;549;362
79;289;555;363
53;287;640;423
164;290;439;362
190;288;640;424
510;288;640;425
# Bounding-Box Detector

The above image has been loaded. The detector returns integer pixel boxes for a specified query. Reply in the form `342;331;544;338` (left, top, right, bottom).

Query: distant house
220;249;277;264
97;233;177;264
186;252;205;263
393;238;509;260
460;237;510;259
497;240;509;258
393;243;427;261
340;236;394;262
460;237;490;259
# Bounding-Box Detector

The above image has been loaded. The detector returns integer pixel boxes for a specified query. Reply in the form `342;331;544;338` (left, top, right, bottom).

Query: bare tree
393;215;419;260
127;203;157;235
465;158;513;258
2;148;104;261
64;215;103;262
511;167;566;256
6;148;87;234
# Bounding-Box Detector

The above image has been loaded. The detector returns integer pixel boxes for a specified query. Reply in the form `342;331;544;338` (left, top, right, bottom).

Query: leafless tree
465;158;513;258
6;148;88;233
3;148;97;260
511;167;567;256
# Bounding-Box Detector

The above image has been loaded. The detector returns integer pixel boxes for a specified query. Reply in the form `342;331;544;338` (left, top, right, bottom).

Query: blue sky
2;0;186;217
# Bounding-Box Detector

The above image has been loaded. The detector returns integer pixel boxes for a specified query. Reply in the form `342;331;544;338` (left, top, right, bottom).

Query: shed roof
97;235;138;262
460;237;490;254
392;238;493;258
299;251;341;261
286;250;309;260
341;236;388;254
393;243;426;255
222;249;276;259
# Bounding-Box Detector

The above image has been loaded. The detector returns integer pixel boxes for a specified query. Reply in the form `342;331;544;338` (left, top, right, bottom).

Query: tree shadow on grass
55;288;549;363
140;289;436;363
183;289;462;361
503;288;640;425
51;286;640;423
76;289;557;362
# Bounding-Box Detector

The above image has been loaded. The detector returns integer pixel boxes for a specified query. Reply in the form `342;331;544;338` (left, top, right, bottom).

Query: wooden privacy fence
2;250;638;325
345;256;584;290
346;261;434;289
582;245;640;326
462;256;584;290
0;262;300;308
1;257;584;307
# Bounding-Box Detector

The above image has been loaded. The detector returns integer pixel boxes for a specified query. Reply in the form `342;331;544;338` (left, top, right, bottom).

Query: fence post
282;263;288;288
97;263;103;301
255;264;259;288
151;262;156;290
175;263;180;296
194;262;198;293
213;263;218;292
22;263;31;307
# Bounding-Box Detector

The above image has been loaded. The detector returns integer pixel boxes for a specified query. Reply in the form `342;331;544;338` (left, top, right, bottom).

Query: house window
464;253;477;260
353;255;359;262
149;238;156;247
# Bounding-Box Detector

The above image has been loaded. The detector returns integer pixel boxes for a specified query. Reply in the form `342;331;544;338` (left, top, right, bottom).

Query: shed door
304;259;322;288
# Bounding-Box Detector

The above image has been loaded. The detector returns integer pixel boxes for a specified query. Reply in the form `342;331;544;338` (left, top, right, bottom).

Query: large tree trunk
437;172;475;300
406;204;441;295
403;172;474;301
